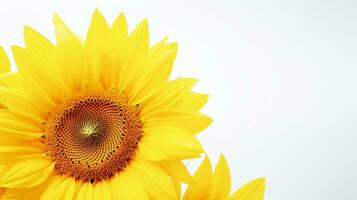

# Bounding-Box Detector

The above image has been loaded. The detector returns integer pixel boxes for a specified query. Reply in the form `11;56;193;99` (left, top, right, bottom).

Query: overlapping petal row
176;155;265;200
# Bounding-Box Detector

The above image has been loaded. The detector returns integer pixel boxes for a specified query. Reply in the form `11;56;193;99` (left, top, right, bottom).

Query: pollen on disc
43;87;142;183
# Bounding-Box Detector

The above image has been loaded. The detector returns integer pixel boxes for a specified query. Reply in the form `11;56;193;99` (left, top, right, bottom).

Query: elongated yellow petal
143;111;212;135
131;158;176;200
93;180;112;200
0;126;42;140
172;178;181;200
109;13;128;88
111;13;128;40
0;110;43;133
0;157;54;188
117;18;149;92
11;46;60;109
139;127;203;161
53;14;85;91
128;42;177;104
40;176;75;200
76;182;94;200
0;46;10;73
0;71;21;89
111;169;149;200
22;26;66;103
1;179;50;200
229;178;265;200
158;160;194;183
183;156;212;200
0;86;46;122
85;9;111;87
210;154;231;200
0;145;44;156
0;110;42;130
0;136;44;165
140;78;198;116
178;92;208;112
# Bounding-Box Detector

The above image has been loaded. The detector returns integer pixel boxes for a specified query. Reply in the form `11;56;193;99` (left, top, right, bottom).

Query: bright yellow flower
0;9;211;200
175;155;265;200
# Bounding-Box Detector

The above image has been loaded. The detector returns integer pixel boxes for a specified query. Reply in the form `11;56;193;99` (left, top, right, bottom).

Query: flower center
43;87;142;183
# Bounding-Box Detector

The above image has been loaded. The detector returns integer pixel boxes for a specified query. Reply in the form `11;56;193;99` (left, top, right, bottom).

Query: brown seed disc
43;87;142;183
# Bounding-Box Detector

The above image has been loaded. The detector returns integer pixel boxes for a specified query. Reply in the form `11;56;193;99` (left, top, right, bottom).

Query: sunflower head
0;9;212;199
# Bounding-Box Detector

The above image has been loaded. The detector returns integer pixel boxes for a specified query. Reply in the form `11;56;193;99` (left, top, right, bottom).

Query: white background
1;0;356;199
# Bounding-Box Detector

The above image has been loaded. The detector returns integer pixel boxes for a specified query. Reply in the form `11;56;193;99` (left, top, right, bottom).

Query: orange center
43;87;142;183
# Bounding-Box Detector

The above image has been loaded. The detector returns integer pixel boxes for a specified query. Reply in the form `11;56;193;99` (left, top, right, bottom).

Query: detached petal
229;178;266;200
209;154;231;200
158;160;195;183
183;156;212;200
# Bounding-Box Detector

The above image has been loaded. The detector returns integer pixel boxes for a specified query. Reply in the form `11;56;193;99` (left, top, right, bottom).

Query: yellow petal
140;78;198;116
0;71;21;88
128;41;177;104
85;9;111;87
0;86;46;122
0;46;10;73
209;154;231;200
76;182;94;200
183;156;212;200
111;169;149;200
53;13;85;91
93;180;112;200
143;111;212;135
0;157;54;188
117;18;149;92
22;26;65;103
229;178;266;200
40;176;75;200
172;178;181;200
128;18;149;52
0;145;44;158
1;179;50;200
158;160;194;183
131;158;176;200
0;109;42;131
0;126;43;140
111;13;128;40
11;46;60;109
178;92;208;112
109;13;128;88
0;109;44;140
0;140;45;166
139;127;203;161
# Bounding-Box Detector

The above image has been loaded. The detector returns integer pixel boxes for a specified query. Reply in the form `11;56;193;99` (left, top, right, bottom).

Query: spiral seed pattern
43;88;142;183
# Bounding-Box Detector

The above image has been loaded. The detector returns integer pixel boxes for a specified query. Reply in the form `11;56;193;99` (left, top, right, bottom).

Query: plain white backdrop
1;0;356;199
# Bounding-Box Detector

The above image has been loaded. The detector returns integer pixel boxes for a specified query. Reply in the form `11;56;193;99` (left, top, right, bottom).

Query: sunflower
0;9;212;200
174;155;265;200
